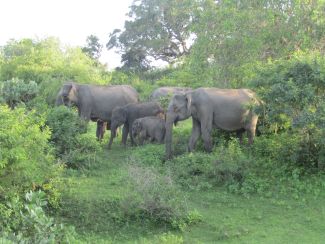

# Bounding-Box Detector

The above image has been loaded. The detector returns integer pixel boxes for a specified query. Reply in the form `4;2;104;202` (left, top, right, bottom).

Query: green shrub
46;106;87;156
251;54;325;172
0;38;107;84
0;78;39;108
169;139;250;190
46;106;102;169
1;191;76;243
130;144;165;167
62;133;102;169
122;163;190;229
0;105;60;194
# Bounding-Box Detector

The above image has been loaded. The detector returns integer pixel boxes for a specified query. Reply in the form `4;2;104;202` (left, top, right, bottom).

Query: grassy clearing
58;123;325;243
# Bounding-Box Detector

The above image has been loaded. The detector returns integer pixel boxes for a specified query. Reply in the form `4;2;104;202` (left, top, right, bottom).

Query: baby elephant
108;102;164;148
132;116;166;145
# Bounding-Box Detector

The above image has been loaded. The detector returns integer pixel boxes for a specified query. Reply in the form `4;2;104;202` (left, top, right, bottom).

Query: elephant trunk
55;95;64;106
165;112;176;160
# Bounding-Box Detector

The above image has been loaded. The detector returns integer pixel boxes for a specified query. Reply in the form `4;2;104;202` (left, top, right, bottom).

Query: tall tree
186;0;325;86
82;35;103;60
107;0;197;70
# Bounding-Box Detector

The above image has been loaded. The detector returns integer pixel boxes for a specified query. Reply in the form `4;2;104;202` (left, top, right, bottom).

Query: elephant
108;102;164;148
96;120;107;140
96;120;120;141
149;87;193;101
55;82;139;140
165;88;261;159
132;116;166;145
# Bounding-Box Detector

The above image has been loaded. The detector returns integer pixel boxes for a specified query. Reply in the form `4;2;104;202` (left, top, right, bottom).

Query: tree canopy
82;35;103;60
107;0;197;70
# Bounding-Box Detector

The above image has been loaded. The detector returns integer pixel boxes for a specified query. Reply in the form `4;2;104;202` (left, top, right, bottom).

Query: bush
0;191;76;243
130;144;165;167
46;106;102;169
62;133;102;169
251;54;325;172
0;105;61;194
46;106;87;156
169;139;250;190
121;162;190;229
0;78;39;108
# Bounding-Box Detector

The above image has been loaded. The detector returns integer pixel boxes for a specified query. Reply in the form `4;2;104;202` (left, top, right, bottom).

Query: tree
107;0;197;70
82;35;103;60
186;0;325;86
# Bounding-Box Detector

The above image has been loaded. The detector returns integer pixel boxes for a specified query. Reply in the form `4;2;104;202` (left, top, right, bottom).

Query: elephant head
57;82;78;107
132;120;142;138
131;120;142;140
165;93;192;159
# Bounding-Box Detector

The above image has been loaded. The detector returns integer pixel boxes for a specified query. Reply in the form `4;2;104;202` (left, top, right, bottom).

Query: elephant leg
98;121;106;140
139;130;147;145
139;136;145;145
129;123;135;146
188;118;201;152
200;117;213;153
121;124;129;146
246;114;258;145
108;127;117;149
155;131;163;143
236;128;245;144
116;127;120;137
96;121;101;140
102;122;107;139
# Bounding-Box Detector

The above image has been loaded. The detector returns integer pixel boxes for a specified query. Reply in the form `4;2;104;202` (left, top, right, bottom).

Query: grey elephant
55;82;139;140
149;87;193;101
132;116;166;145
165;88;261;159
108;102;164;148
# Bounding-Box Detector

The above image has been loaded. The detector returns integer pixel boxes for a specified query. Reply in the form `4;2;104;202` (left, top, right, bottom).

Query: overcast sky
0;0;133;69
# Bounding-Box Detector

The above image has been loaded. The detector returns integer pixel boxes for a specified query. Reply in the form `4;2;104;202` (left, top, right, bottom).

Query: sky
0;0;134;69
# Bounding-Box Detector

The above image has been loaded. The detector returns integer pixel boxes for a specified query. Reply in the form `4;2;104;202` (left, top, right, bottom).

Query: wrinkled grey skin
165;88;260;159
132;116;166;145
56;82;139;140
149;87;193;101
109;102;164;148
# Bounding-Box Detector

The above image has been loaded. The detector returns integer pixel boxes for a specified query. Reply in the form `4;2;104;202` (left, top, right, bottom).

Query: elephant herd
56;82;261;159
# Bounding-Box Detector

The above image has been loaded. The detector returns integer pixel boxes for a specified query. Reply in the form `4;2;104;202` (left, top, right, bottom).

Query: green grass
59;123;325;243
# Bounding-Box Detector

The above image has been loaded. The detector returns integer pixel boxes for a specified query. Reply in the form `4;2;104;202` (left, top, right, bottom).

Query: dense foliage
0;105;58;193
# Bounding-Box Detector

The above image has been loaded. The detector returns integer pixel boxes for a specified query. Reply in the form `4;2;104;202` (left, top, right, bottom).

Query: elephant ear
63;83;73;93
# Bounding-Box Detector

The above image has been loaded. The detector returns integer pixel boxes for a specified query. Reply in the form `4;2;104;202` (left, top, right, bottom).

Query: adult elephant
165;88;261;159
55;82;139;140
149;87;192;101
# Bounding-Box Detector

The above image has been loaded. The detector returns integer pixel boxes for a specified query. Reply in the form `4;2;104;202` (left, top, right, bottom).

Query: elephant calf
95;120;120;141
108;102;164;148
132;116;166;145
